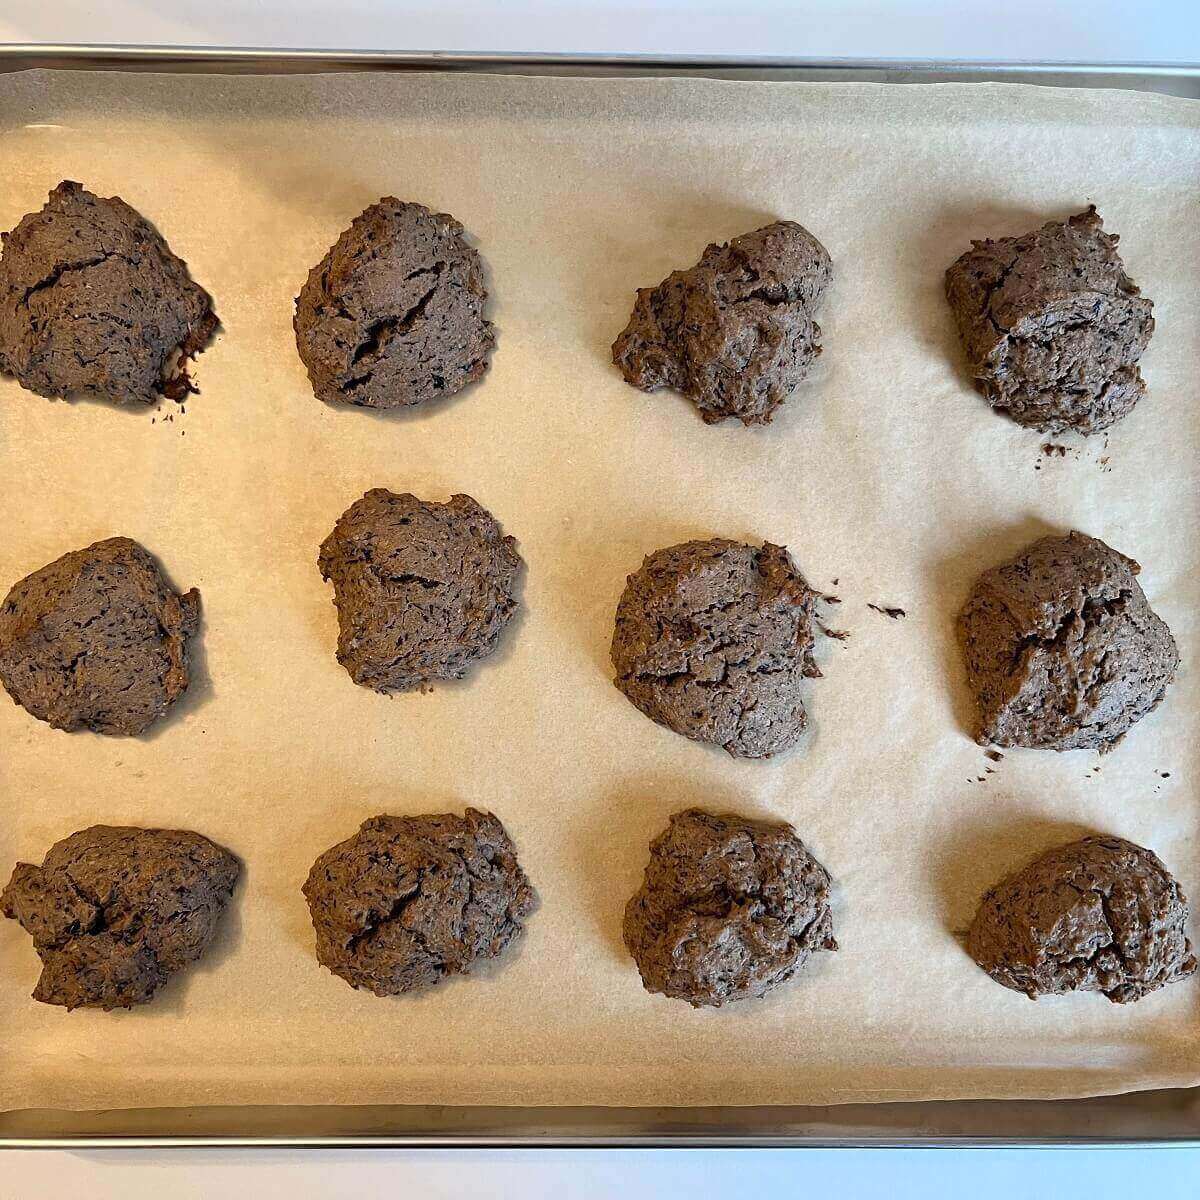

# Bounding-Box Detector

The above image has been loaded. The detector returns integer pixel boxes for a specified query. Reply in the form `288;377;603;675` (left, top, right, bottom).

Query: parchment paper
1;69;1198;1113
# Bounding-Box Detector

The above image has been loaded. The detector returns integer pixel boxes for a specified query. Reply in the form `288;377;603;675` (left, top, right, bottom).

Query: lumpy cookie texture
0;537;201;736
624;808;836;1007
302;809;536;996
317;489;522;693
612;221;832;426
967;836;1195;1003
0;180;217;405
611;538;821;759
1;825;239;1010
959;531;1177;752
294;198;494;409
944;207;1154;434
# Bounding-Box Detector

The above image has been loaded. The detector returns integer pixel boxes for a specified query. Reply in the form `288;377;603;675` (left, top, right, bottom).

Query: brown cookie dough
294;198;494;410
1;825;239;1010
0;537;201;736
318;489;522;693
612;221;832;426
302;809;536;996
624;808;836;1008
945;207;1154;435
611;539;820;759
967;835;1195;1003
959;531;1177;752
0;181;217;406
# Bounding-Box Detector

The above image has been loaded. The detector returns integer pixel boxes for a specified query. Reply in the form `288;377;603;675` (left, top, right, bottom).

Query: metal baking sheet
0;47;1198;1148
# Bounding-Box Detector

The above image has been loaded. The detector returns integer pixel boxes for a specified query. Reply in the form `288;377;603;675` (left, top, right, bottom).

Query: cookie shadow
929;806;1099;943
923;514;1062;744
575;773;785;968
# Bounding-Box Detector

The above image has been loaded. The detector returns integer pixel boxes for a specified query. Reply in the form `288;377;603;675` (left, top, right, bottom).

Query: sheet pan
0;49;1198;1146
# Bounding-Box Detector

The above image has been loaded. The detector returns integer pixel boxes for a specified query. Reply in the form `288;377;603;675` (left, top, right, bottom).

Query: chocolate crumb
868;603;907;619
984;749;1004;763
819;623;850;642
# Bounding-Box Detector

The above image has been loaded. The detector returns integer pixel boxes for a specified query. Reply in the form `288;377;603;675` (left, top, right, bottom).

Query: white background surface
2;2;1200;1197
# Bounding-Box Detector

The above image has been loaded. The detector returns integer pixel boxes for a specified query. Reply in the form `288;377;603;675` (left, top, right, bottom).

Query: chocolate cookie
1;825;239;1010
945;207;1154;434
0;181;217;406
318;489;522;693
967;835;1195;1003
302;809;536;996
624;808;836;1008
959;532;1177;752
0;537;201;736
611;539;821;759
612;221;832;426
294;198;494;409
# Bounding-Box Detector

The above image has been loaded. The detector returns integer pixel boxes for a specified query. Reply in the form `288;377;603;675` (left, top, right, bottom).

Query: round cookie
610;538;820;759
967;835;1195;1003
317;489;522;693
958;531;1177;752
294;198;494;410
0;537;201;736
302;809;536;996
944;207;1154;435
0;180;218;406
1;825;239;1010
612;220;832;426
623;808;836;1008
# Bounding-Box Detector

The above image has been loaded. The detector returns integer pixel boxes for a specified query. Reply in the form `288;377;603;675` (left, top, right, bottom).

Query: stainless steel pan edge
0;45;1197;94
0;42;1198;1149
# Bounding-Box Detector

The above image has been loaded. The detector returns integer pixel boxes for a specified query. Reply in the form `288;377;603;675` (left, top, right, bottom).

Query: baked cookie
612;221;832;426
624;808;836;1007
945;207;1153;434
967;835;1195;1003
959;531;1177;751
302;809;536;996
611;538;821;758
294;198;493;409
1;825;239;1010
317;489;522;692
0;181;217;405
0;537;201;736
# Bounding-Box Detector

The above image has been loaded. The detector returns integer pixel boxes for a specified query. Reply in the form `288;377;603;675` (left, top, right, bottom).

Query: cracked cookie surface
318;489;522;693
958;531;1177;752
623;808;836;1008
294;198;494;409
302;809;536;997
0;180;218;405
944;207;1153;434
612;221;832;426
0;537;201;736
610;538;821;759
967;835;1195;1003
1;825;239;1010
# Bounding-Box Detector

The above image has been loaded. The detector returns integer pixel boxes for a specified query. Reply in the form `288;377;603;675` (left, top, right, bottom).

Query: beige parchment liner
1;69;1198;1113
